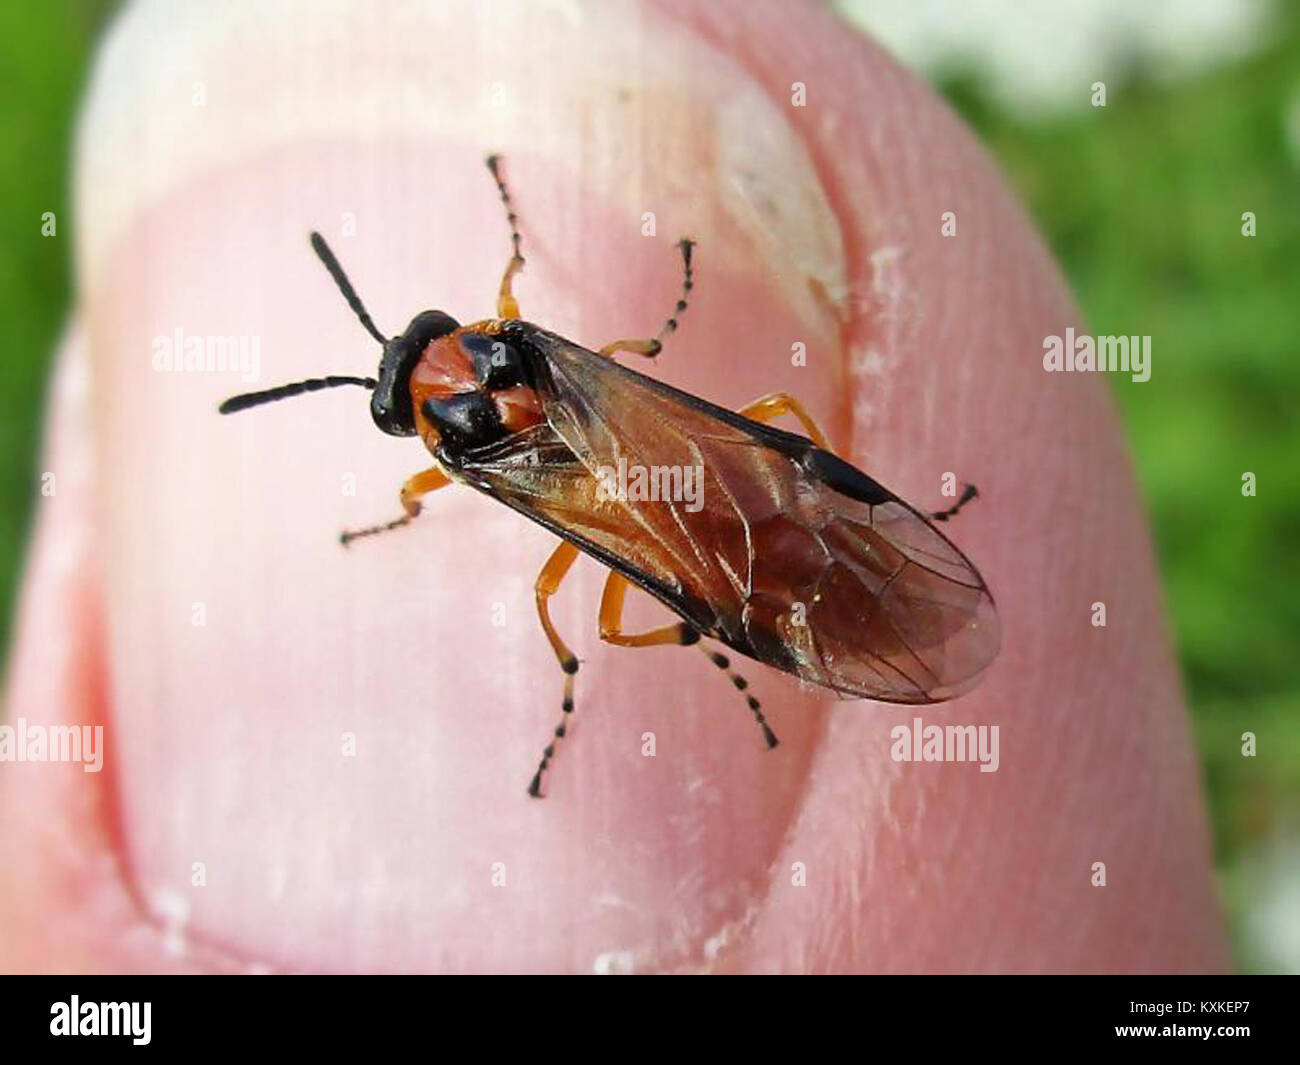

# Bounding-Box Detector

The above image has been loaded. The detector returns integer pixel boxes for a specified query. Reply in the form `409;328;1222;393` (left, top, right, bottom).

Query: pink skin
0;0;1227;972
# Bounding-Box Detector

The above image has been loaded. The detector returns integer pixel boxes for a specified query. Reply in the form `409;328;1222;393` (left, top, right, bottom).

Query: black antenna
218;232;388;415
218;375;377;414
310;231;388;345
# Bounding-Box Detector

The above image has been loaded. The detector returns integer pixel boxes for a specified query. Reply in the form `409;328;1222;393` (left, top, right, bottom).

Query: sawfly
220;156;1001;796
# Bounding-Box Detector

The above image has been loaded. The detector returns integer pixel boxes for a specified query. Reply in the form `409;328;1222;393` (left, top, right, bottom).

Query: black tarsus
529;651;580;798
647;238;696;356
339;512;414;547
528;689;576;799
930;482;979;522
486;155;525;267
700;641;779;748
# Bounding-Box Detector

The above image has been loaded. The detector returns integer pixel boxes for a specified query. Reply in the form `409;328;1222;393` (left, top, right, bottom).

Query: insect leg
529;540;581;798
737;392;830;450
598;238;695;360
739;393;978;523
597;571;696;648
597;570;779;748
486;155;525;319
930;482;979;522
339;466;450;546
698;645;779;748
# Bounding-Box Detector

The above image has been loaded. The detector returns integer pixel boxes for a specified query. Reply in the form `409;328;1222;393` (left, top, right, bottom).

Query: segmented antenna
310;231;388;345
218;233;388;414
218;375;376;414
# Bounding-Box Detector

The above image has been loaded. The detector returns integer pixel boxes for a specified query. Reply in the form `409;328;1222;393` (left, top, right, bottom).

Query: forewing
450;421;721;633
520;330;1001;702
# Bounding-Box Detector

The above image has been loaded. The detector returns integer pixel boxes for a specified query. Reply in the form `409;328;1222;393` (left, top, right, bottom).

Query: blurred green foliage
940;13;1300;972
0;1;114;655
0;1;1294;970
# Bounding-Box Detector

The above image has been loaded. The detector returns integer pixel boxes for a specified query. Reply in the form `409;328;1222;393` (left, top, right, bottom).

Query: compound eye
460;332;525;390
403;310;460;351
370;339;421;437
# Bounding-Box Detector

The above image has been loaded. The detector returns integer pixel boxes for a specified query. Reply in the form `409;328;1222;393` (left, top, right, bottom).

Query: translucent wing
461;327;1000;703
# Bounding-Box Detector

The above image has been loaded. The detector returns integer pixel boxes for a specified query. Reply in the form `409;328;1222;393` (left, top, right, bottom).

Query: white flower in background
835;0;1278;117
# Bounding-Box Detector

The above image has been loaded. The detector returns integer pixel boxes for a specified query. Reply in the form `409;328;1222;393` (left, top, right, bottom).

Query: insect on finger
218;155;1000;798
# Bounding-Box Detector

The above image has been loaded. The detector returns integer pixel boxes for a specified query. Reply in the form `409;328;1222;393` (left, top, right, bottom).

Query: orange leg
340;466;450;546
535;541;580;669
597;238;695;360
597;570;695;647
738;391;977;521
596;570;778;748
497;259;523;320
528;540;581;797
737;391;830;450
598;337;664;359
